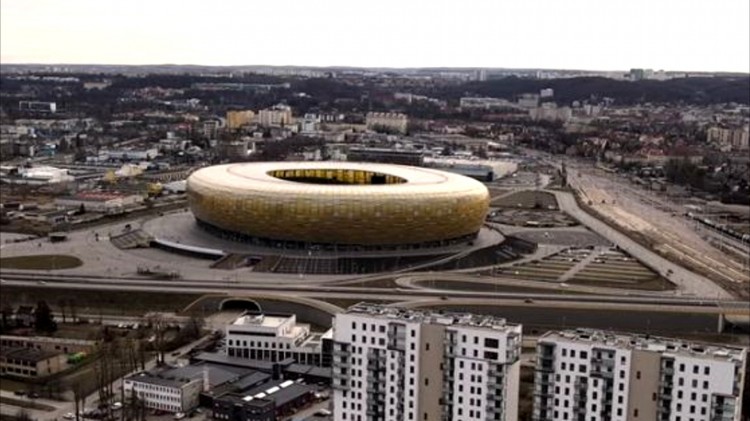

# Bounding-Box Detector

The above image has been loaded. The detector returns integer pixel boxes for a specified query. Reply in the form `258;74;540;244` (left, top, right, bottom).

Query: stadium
186;162;490;249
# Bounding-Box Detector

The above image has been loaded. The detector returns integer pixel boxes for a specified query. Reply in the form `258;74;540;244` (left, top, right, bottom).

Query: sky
1;0;749;72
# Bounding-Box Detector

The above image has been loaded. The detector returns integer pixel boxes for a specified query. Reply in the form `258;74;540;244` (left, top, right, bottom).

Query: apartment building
365;112;408;134
332;303;522;421
533;329;747;421
225;313;333;367
257;104;293;127
226;110;256;130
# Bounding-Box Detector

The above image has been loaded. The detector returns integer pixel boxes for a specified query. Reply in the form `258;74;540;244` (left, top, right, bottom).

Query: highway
2;272;748;315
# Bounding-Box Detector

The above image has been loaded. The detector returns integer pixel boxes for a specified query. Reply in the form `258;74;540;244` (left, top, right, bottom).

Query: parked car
174;412;187;420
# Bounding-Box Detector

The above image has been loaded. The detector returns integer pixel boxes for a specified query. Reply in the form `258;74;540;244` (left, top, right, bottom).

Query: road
551;190;734;299
2;273;748;315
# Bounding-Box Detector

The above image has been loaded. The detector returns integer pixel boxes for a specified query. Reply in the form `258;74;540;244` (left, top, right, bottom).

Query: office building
533;329;747;421
332;303;522;421
225;313;333;367
124;371;203;413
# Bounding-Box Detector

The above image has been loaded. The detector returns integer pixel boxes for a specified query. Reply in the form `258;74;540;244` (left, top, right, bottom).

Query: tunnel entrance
219;298;262;312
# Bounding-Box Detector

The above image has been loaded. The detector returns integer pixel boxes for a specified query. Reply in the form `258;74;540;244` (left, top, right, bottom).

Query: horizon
3;62;749;76
2;0;749;74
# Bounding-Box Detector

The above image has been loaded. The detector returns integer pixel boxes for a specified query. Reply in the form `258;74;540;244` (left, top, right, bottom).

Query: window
484;338;499;348
580;351;588;359
636;371;641;379
634;409;639;417
693;366;699;374
704;366;710;375
703;380;709;389
679;363;685;372
562;349;567;357
352;322;356;329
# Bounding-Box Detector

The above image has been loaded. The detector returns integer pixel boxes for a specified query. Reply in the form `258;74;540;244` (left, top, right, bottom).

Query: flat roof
232;314;292;328
540;329;747;363
344;302;520;332
0;347;61;363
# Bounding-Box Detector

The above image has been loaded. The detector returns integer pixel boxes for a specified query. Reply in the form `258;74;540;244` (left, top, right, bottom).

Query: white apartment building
225;313;332;366
123;371;203;413
533;329;747;421
459;97;518;110
257;104;293;127
365;112;408;134
332;303;522;421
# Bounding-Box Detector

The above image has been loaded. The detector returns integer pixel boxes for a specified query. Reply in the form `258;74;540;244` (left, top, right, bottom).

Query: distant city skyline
1;0;749;73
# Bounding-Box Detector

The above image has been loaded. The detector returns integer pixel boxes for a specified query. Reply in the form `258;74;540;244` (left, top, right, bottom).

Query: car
174;412;187;420
63;413;76;420
13;390;26;396
111;402;123;410
315;409;332;416
171;351;181;356
524;299;534;304
28;392;39;398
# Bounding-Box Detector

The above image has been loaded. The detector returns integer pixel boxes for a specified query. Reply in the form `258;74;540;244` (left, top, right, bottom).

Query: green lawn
0;254;83;270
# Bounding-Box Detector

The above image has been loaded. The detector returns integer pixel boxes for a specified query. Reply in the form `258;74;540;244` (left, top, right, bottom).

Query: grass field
0;254;83;270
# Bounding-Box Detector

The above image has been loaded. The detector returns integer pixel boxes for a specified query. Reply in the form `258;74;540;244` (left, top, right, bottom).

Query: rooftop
125;363;249;389
541;329;747;363
0;347;62;363
232;314;293;329
344;302;520;331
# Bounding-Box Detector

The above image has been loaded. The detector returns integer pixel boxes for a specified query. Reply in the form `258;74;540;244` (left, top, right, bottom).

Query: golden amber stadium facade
186;162;490;246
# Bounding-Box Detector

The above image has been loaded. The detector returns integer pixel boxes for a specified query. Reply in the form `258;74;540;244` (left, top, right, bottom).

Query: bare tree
73;382;84;421
144;313;167;365
69;298;79;323
57;298;68;323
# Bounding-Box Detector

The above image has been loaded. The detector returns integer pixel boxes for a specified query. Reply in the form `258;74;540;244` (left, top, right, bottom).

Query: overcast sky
1;0;748;72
